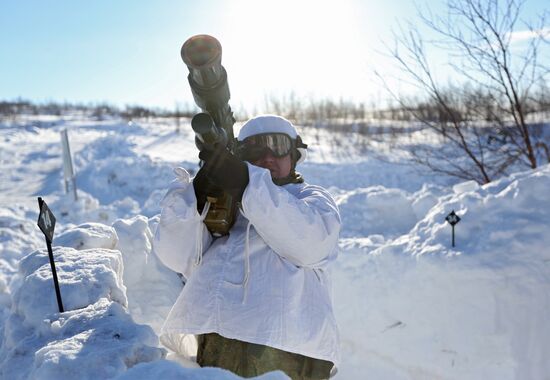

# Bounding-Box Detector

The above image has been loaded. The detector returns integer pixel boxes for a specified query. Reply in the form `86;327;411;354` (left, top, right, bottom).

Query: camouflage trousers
197;333;333;380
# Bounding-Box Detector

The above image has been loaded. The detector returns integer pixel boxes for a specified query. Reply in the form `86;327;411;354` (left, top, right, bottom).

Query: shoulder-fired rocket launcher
181;34;238;236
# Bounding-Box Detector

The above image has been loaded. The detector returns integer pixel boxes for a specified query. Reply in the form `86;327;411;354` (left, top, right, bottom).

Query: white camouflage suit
154;158;342;369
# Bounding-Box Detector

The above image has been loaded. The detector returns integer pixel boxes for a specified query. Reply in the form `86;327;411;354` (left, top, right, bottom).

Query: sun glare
220;0;369;110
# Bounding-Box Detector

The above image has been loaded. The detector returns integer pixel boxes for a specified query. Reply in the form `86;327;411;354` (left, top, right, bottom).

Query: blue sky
1;0;548;111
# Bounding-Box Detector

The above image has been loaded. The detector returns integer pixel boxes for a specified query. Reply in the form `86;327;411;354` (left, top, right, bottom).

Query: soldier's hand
199;147;249;201
193;167;224;213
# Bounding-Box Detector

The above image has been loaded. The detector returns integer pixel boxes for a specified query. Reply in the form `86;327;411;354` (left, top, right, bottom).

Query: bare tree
379;0;549;184
262;93;372;129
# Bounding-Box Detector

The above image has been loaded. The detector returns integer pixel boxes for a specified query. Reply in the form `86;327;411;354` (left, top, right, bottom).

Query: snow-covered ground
0;114;549;379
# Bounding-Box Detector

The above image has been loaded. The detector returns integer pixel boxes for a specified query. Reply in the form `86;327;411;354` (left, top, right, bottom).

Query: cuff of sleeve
240;163;273;215
161;177;202;221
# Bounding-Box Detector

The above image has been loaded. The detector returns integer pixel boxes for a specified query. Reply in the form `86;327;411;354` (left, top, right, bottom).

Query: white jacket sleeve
240;164;341;268
153;169;212;281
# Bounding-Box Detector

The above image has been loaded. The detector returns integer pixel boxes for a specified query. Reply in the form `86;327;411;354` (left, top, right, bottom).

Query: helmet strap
272;149;304;186
272;169;304;186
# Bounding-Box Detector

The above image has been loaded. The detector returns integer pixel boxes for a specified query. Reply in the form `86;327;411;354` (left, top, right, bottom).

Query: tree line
0;99;199;122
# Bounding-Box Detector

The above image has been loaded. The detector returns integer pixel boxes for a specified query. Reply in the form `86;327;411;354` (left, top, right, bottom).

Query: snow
115;360;289;380
333;164;550;379
111;216;182;334
452;180;479;194
1;244;162;380
54;222;118;250
0;114;549;379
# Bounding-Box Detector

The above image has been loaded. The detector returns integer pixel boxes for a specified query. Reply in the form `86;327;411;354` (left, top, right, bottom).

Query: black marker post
37;197;64;313
445;210;461;248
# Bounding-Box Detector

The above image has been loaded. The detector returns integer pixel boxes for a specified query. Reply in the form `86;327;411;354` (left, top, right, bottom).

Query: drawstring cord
194;204;251;304
241;212;252;304
195;201;211;267
226;209;252;304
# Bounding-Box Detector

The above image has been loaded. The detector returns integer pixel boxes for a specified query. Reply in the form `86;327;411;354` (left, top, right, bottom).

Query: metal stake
452;225;456;247
37;197;64;313
445;210;461;248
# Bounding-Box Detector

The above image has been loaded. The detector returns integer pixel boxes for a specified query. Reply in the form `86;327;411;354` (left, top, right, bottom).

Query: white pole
60;129;77;201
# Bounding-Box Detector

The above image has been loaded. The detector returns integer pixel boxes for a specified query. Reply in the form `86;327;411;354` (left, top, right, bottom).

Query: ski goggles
237;133;294;161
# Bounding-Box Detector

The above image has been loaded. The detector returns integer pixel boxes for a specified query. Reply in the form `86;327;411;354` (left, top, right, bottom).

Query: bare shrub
379;0;550;183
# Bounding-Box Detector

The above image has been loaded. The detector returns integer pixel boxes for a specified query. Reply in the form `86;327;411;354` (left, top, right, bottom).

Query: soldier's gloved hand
199;147;249;201
193;166;224;213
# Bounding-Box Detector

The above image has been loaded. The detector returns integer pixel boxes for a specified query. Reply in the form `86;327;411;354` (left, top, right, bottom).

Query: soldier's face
251;152;292;179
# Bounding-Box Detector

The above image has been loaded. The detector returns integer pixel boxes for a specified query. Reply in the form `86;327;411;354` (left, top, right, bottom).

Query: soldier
154;115;341;379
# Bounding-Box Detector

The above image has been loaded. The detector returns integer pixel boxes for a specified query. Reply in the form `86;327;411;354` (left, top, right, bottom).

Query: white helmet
237;115;307;164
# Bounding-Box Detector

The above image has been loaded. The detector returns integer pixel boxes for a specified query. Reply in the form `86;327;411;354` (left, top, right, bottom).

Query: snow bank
0;206;43;330
73;134;181;212
12;246;127;326
27;299;162;380
0;206;43;277
337;186;418;238
112;216;182;334
335;164;550;380
114;359;289;380
336;183;447;239
0;244;163;379
54;222;119;250
36;217;181;335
